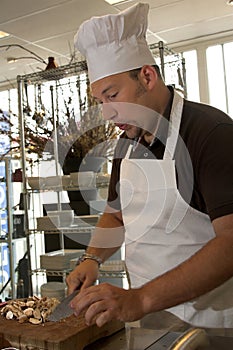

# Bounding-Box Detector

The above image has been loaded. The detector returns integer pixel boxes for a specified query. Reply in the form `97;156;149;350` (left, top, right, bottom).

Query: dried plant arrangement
0;73;119;166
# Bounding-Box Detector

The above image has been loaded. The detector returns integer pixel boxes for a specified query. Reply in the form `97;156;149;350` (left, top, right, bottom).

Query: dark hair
129;65;162;80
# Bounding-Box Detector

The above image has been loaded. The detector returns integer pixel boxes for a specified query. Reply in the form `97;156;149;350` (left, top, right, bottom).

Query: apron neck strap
163;91;184;160
125;144;133;159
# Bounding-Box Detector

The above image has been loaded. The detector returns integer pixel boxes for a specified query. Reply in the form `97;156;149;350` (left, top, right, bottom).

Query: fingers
95;310;112;327
85;301;113;327
71;294;114;327
70;284;121;326
70;285;99;315
71;284;145;327
66;269;83;294
81;276;95;290
67;259;100;294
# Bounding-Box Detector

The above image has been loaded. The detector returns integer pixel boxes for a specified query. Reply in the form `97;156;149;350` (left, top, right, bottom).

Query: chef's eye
109;93;118;100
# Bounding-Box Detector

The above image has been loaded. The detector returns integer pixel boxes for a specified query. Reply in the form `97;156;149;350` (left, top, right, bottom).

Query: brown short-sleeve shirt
107;90;233;221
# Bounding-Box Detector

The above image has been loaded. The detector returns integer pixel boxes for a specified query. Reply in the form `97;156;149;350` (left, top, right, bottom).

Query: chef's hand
66;260;99;294
70;283;145;327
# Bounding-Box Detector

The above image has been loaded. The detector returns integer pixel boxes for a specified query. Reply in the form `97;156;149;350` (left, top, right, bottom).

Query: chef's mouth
115;123;130;130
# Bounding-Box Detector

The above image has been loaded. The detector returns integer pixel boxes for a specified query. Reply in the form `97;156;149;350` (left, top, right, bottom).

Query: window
206;42;233;117
182;50;200;102
224;42;233;116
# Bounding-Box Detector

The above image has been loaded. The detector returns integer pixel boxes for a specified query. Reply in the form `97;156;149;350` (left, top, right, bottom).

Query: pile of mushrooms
0;296;60;324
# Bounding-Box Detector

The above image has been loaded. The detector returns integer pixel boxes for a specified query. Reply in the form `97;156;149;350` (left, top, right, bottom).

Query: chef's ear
139;65;158;90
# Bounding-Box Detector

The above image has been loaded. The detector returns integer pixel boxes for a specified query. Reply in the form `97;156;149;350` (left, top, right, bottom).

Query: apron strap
125;144;133;159
163;91;184;160
124;90;184;160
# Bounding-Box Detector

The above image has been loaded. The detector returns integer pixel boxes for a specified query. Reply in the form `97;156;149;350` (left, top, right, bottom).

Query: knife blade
48;289;79;322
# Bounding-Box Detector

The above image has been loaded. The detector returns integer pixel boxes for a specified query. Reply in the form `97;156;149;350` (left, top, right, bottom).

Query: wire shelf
27;182;110;193
27;226;94;235
17;61;88;84
30;268;70;277
16;42;181;85
149;41;180;57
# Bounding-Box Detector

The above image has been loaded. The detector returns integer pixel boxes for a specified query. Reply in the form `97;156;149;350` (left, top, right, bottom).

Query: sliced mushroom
41;310;50;321
26;300;35;308
29;317;42;325
18;314;29;323
23;308;34;317
33;308;41;320
16;300;26;307
1;296;60;324
6;310;14;319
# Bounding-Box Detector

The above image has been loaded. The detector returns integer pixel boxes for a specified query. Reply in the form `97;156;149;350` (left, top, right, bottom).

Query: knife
48;289;79;322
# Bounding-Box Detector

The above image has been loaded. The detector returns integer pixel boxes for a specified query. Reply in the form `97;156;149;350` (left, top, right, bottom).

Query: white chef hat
74;2;155;84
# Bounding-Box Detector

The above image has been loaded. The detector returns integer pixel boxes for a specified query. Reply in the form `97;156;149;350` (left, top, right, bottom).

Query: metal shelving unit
149;41;187;98
26;180;111;193
0;157;20;300
17;61;90;295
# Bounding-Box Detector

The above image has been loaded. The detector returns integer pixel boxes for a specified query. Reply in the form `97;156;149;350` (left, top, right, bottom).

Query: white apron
120;91;233;328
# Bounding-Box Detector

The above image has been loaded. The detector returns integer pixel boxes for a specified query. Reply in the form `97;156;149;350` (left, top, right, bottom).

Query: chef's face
91;70;151;139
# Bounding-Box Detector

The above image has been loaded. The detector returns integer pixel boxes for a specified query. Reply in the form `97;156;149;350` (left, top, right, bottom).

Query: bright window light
206;45;227;113
104;0;131;5
0;31;10;39
223;42;233;117
206;41;233;117
182;50;200;102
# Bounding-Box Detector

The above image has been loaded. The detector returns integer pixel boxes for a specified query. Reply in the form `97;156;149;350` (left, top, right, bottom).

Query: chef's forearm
86;208;125;263
141;230;233;315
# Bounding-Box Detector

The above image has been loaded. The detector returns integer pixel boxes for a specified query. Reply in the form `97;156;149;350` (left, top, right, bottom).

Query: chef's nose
102;102;118;121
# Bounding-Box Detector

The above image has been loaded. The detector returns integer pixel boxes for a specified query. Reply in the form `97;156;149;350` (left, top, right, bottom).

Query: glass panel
223;42;233;118
0;90;9;111
206;45;227;113
9;89;18;115
182;50;200;102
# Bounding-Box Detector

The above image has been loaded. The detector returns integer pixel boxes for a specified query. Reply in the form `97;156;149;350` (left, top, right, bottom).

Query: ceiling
0;0;232;90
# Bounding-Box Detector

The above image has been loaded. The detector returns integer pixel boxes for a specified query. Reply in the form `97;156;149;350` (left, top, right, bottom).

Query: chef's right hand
66;259;99;294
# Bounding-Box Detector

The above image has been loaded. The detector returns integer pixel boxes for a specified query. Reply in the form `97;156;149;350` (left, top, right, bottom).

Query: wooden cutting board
0;313;124;350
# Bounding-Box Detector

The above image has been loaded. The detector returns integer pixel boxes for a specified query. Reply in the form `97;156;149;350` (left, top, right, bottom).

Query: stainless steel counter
84;328;168;350
85;326;233;350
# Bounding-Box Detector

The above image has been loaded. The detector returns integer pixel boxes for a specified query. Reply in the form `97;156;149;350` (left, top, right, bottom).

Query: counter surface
85;327;233;350
85;328;167;350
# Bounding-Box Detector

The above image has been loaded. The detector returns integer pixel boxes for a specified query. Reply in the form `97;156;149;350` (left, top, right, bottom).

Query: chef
67;2;233;337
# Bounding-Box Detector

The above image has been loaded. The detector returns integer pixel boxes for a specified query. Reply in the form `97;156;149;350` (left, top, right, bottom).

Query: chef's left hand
70;283;145;327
